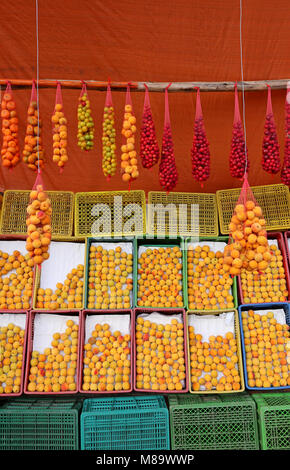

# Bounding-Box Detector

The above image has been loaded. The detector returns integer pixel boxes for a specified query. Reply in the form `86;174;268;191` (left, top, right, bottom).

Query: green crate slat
80;395;170;450
0;398;82;450
252;393;290;450
168;393;259;450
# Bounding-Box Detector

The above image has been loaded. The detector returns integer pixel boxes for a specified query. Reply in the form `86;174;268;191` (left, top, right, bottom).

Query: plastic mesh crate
80;395;170;450
0;398;82;450
75;190;146;237
252;393;290;450
147;191;219;237
168;393;259;450
0;189;74;237
216;184;290;234
284;231;290;268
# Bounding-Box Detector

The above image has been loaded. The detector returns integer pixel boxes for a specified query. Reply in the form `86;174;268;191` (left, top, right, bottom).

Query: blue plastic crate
238;302;290;391
80;395;170;450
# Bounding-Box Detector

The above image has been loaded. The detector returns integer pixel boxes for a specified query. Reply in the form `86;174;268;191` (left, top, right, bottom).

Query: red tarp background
0;0;289;194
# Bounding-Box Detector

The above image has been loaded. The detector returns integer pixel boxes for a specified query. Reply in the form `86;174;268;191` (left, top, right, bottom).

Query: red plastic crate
24;310;81;396
238;231;290;304
78;310;134;394
284;231;290;268
133;308;189;394
0;310;29;397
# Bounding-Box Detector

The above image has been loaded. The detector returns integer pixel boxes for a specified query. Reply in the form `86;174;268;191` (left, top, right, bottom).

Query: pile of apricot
135;316;186;391
241;309;290;388
0;322;25;394
36;264;84;310
27;318;79;393
137;246;183;308
1;88;20;169
82;322;131;392
0;249;33;310
87;245;133;309
187;244;235;310
52;103;68;170
188;325;241;391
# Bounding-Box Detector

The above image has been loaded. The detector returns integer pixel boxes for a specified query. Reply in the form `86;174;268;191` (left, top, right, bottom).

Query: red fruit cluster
262;113;280;174
191;116;210;184
281;101;290;185
159;124;178;191
140;104;159;169
230;121;249;179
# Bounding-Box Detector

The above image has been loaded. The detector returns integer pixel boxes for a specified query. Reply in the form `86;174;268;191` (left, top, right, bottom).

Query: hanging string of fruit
191;87;210;187
51;81;68;172
77;81;94;151
102;82;117;180
229;82;249;179
281;82;290;185
159;83;178;192
1;81;20;169
121;84;139;187
262;85;280;175
140;83;159;169
22;80;44;172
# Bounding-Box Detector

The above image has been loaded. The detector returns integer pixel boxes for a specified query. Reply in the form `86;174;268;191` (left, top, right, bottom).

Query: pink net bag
229;83;249;179
102;82;117;181
262;85;280;175
191;87;210;187
52;82;68;173
281;82;290;185
1;81;20;170
140;84;159;169
121;84;139;189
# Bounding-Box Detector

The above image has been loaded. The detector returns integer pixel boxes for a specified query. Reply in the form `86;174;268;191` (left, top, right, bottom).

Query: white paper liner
0;313;26;330
32;313;79;352
39;241;85;291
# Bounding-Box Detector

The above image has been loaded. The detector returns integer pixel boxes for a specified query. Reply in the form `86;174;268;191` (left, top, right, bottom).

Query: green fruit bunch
77;93;94;151
102;106;117;179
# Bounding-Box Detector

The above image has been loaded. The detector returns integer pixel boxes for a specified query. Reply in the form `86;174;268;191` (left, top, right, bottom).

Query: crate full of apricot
134;309;188;393
239;303;290;390
0;312;28;396
187;310;245;393
24;312;80;394
79;310;132;393
135;237;185;308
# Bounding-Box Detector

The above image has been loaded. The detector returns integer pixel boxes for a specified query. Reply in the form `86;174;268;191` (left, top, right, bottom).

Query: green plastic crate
168;393;259;450
0;398;82;450
252;393;290;450
80;395;170;450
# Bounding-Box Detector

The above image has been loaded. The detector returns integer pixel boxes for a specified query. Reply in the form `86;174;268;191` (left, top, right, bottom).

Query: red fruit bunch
140;104;159;169
191;116;210;184
281;94;290;185
159;124;178;192
230;121;249;178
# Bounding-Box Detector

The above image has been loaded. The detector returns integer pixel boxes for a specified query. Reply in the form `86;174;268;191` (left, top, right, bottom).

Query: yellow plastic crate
147;191;219;237
186;309;245;394
32;236;86;311
216;184;290;235
74;190;146;237
0;190;75;238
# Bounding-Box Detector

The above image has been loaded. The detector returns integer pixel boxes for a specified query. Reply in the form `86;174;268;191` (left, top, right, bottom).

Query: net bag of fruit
140;84;159;169
22;80;44;171
262;85;280;175
77;81;94;151
121;84;139;189
26;171;52;267
159;83;178;192
52;82;68;173
223;176;272;276
191;87;210;187
102;82;117;181
1;81;20;169
229;82;248;179
281;82;290;186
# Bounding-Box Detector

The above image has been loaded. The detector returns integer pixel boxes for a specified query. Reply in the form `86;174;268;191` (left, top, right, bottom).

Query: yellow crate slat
74;190;146;237
147;191;219;237
0;190;75;238
216;184;290;234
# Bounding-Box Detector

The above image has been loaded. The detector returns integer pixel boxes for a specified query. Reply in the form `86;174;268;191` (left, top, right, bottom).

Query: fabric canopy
0;0;289;194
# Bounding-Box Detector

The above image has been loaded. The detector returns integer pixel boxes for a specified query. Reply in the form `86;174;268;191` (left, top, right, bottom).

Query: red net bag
281;82;290;186
121;84;139;187
26;171;52;267
159;84;178;192
102;82;117;180
1;81;20;169
262;85;280;175
229;83;249;179
52;82;68;173
140;84;159;169
77;81;94;151
223;176;271;276
191;87;210;187
22;80;44;172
